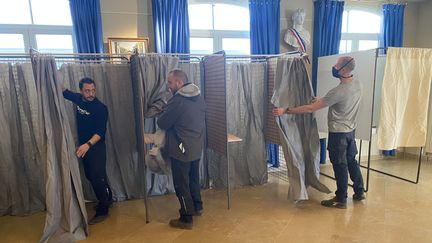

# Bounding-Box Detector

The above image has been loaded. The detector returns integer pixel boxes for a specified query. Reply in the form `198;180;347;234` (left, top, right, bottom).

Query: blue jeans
328;130;364;203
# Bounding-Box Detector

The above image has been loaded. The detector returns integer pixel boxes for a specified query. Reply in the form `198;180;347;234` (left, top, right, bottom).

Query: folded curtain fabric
32;56;88;243
131;55;178;195
145;129;171;174
271;57;330;201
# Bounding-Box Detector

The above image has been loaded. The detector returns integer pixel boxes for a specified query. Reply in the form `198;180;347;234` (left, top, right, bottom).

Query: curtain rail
1;51;308;64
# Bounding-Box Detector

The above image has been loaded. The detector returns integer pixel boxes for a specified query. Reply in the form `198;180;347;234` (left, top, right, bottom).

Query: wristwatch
86;141;93;147
286;107;290;114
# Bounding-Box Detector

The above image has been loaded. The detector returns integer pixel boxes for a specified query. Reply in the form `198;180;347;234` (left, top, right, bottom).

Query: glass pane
347;10;381;33
339;40;353;53
222;38;250;55
31;0;72;25
339;40;347;54
214;4;249;31
341;11;348;33
346;40;352;53
359;40;378;51
36;34;73;53
189;4;213;30
190;38;213;54
0;34;26;53
0;0;32;24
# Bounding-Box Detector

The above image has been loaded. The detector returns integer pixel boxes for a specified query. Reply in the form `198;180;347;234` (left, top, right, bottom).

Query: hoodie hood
176;83;200;97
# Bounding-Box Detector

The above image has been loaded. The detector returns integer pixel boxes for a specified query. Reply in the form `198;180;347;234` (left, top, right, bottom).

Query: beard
84;96;95;102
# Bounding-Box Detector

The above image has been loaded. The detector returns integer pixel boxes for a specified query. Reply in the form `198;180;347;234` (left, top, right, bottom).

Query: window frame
340;6;381;53
189;0;250;54
0;0;75;53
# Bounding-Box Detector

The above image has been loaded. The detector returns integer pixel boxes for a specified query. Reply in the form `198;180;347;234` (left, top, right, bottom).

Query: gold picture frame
107;37;149;56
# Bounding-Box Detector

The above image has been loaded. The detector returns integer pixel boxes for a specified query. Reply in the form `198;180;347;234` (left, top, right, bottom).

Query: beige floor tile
1;157;432;243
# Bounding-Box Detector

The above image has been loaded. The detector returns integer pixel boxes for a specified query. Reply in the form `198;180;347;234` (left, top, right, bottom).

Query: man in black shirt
63;77;112;225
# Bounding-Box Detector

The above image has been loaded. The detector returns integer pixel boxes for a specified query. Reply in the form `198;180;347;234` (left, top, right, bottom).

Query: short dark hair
79;77;96;90
169;69;189;84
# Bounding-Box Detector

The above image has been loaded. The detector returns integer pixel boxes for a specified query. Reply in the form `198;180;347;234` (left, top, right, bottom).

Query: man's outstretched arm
272;97;326;116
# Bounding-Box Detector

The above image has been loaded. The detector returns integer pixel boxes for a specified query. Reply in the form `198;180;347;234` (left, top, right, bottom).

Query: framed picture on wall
107;37;149;55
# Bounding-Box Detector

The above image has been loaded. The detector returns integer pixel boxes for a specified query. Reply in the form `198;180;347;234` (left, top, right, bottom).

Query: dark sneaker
169;218;193;230
321;197;347;209
93;200;114;211
88;214;108;225
353;193;366;201
192;209;203;216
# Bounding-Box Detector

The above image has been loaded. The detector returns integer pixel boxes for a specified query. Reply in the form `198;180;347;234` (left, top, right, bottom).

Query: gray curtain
130;55;178;195
0;55;209;241
178;62;201;87
271;57;331;201
59;63;148;200
0;63;45;216
31;56;87;242
226;62;268;186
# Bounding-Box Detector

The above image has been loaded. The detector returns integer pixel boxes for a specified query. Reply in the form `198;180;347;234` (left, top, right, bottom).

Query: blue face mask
331;58;354;79
332;66;341;78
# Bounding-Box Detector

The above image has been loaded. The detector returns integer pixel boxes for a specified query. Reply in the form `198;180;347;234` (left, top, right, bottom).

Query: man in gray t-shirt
322;77;362;133
273;56;365;209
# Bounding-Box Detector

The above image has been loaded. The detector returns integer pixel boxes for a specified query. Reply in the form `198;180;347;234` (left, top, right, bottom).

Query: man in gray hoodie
157;69;206;229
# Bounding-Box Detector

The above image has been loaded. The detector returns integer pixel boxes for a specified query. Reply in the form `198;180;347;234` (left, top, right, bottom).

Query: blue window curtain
312;0;344;93
249;0;280;167
151;0;190;53
381;3;405;157
249;0;280;55
69;0;104;53
381;4;405;48
312;0;344;163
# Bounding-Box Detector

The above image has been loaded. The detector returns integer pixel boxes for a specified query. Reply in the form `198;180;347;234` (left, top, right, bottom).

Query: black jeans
171;158;202;223
328;130;364;203
82;142;112;215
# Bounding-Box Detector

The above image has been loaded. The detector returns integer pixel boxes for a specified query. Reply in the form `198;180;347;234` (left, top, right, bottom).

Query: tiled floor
1;157;432;243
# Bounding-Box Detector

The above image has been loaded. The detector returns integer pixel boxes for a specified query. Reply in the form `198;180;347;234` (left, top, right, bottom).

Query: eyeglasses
83;89;96;94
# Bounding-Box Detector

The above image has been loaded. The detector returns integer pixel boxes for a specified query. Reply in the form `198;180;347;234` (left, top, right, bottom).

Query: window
189;1;250;55
36;34;74;53
0;0;32;25
0;0;74;53
190;37;214;54
339;9;381;53
0;34;26;53
222;38;250;55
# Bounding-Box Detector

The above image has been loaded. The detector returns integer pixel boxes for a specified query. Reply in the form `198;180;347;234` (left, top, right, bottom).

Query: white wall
137;0;154;51
416;0;432;48
100;0;154;52
403;3;419;47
